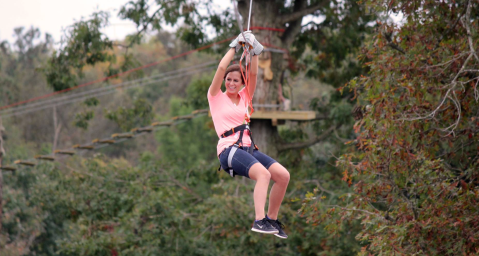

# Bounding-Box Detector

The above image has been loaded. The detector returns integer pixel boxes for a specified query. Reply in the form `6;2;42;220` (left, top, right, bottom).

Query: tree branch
382;32;406;55
280;2;325;25
124;6;163;54
461;0;479;63
435;0;469;49
278;124;339;152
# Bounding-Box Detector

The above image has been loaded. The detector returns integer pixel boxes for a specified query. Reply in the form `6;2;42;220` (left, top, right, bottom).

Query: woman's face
225;71;243;95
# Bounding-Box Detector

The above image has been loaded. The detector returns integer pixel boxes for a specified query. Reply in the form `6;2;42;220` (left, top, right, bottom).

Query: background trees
303;0;479;254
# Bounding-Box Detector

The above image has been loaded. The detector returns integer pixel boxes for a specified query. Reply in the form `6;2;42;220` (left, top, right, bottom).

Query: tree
304;0;479;254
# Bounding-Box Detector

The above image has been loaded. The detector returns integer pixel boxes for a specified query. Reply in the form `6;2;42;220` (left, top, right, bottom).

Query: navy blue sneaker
251;218;279;234
266;215;288;239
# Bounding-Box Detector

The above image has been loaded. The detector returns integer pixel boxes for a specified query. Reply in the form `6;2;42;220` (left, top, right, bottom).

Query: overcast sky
0;1;373;46
0;0;231;45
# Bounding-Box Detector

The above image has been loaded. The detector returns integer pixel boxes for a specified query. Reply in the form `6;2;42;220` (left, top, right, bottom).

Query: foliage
104;98;155;132
74;111;95;130
296;0;373;88
41;11;115;91
0;27;52;105
185;71;215;110
303;0;479;255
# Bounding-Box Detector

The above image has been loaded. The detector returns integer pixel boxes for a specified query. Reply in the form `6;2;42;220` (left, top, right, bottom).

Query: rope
250;26;285;32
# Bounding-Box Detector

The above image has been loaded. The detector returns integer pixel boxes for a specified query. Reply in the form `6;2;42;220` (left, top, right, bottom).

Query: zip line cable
247;0;253;30
0;60;219;117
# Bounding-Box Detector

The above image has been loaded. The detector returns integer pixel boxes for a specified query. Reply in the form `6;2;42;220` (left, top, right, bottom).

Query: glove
229;36;241;52
238;31;263;56
250;38;264;56
238;31;255;45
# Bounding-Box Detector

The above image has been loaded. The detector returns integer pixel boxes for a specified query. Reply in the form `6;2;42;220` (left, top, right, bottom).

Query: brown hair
224;64;245;84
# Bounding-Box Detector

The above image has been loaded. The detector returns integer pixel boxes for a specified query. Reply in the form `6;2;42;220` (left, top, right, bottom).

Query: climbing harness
217;0;257;178
218;124;259;177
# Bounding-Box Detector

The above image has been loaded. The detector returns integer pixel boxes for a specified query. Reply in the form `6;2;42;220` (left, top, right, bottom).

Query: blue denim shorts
218;146;277;178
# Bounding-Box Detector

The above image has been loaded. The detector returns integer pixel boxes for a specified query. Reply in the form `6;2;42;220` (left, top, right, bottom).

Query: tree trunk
0;117;4;232
238;0;307;158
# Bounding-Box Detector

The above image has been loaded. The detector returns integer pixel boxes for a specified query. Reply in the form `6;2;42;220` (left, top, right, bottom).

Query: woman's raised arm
209;47;236;97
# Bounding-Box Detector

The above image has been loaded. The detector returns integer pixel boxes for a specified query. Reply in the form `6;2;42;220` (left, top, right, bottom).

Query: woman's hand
238;31;263;56
229;33;243;52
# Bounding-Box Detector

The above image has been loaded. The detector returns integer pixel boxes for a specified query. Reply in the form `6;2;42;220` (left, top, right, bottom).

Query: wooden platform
252;110;317;120
209;110;320;126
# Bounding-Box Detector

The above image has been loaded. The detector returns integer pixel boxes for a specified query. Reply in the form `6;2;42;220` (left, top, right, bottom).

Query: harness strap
227;145;239;177
220;124;249;138
218;124;259;178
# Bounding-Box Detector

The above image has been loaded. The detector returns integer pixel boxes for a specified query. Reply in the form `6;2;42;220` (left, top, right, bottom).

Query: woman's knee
249;163;271;181
278;169;290;184
270;164;290;184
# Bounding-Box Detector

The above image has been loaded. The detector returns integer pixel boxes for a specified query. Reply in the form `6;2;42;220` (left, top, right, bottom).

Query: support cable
2;65;216;118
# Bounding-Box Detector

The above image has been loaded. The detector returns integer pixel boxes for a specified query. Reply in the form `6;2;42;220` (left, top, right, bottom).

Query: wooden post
52;105;62;153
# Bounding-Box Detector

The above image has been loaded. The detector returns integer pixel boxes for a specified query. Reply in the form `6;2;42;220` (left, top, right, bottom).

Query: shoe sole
251;228;279;234
274;234;288;239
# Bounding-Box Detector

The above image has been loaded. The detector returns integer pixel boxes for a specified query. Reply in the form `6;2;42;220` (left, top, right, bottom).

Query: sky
0;0;391;46
0;0;134;43
0;0;230;45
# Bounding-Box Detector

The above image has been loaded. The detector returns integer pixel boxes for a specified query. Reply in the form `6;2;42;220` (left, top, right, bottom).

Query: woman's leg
266;163;290;219
248;163;271;220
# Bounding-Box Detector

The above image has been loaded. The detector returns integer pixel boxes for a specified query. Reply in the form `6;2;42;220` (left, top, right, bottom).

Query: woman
207;32;290;239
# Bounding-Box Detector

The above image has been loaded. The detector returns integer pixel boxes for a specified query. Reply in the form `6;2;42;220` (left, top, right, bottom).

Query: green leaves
43;11;114;91
104;98;154;132
74;110;95;130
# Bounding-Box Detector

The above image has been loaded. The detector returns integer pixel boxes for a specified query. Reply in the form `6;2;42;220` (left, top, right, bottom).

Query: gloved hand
238;31;263;56
250;38;264;56
229;35;242;52
238;31;255;45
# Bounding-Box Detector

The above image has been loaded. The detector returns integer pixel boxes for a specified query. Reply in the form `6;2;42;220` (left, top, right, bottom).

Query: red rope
250;26;285;32
239;51;254;122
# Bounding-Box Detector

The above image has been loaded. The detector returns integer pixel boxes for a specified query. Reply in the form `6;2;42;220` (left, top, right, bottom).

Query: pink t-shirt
208;87;252;156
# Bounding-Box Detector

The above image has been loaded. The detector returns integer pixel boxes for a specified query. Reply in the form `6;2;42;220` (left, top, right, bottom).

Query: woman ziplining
207;31;290;239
